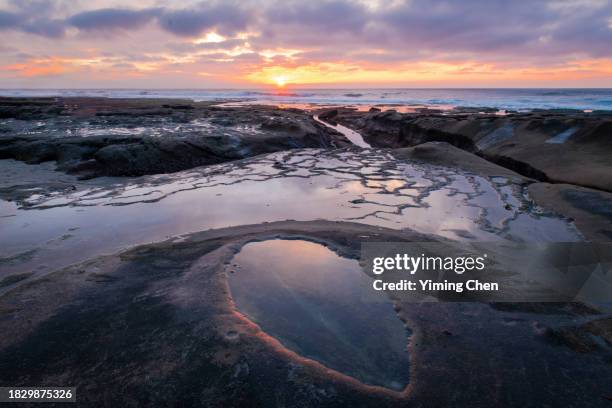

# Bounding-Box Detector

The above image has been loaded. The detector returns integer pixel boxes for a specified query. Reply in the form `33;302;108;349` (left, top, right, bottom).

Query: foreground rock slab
0;220;610;407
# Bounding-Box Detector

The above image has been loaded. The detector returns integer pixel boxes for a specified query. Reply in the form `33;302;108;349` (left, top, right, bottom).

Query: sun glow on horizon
245;59;612;87
272;75;288;87
1;1;612;88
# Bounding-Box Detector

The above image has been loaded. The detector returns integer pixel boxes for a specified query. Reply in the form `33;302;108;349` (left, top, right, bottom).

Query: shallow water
0;116;262;139
0;148;581;288
226;239;410;390
313;115;371;148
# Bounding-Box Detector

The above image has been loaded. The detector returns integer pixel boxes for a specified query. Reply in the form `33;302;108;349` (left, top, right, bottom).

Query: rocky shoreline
0;97;350;178
1;97;611;407
315;106;612;241
318;107;612;192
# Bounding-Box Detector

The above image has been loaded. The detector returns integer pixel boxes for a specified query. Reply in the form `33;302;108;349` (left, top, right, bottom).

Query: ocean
1;88;611;112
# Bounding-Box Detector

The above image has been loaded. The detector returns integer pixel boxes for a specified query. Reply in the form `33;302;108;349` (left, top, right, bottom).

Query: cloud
2;57;72;77
373;0;612;58
0;0;612;87
65;2;254;37
7;0;62;15
158;2;253;37
0;10;22;29
266;0;368;32
67;8;161;31
1;0;609;60
0;1;67;37
22;18;65;37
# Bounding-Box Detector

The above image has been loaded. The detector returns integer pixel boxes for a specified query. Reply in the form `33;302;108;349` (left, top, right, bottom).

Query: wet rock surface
0;220;610;407
1;98;611;407
321;107;612;192
0;221;426;407
528;183;612;241
0;147;581;284
0;97;350;178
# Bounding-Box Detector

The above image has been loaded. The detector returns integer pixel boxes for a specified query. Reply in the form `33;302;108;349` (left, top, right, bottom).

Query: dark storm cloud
259;1;521;53
8;0;60;15
259;0;612;60
61;1;253;37
0;10;65;38
0;0;66;37
1;1;253;38
377;0;541;45
0;0;611;60
65;2;253;37
370;0;612;56
0;10;22;28
158;2;253;37
546;8;612;57
266;0;368;32
22;18;65;37
67;8;161;31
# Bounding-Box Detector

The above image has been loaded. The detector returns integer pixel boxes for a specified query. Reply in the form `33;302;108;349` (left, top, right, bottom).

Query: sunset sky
1;0;611;88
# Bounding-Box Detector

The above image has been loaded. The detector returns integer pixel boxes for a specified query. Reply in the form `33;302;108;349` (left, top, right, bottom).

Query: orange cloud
245;59;612;86
3;58;72;77
1;55;167;79
4;52;611;87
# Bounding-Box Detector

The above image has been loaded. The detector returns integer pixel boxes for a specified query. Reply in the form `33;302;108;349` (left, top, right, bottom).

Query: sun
272;75;288;87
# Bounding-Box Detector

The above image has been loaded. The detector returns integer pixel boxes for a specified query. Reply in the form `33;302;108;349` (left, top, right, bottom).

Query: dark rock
544;317;612;353
329;108;612;192
318;109;338;121
161;104;194;110
0;97;351;178
544;326;599;353
477;153;550;181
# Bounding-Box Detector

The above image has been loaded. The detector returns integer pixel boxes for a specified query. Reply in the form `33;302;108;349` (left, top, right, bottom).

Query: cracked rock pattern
1;148;580;283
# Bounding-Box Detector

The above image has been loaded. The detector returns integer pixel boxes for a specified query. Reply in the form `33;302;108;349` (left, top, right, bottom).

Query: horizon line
1;87;612;91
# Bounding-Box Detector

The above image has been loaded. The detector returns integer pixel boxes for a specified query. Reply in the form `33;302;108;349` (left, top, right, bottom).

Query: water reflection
313;115;371;148
227;239;410;390
0;149;581;283
0;116;261;139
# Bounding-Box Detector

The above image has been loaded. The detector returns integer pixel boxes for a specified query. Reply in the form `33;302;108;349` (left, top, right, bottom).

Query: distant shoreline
1;88;612;112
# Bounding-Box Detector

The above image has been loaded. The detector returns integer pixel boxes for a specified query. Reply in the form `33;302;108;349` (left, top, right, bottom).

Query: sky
0;0;611;88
